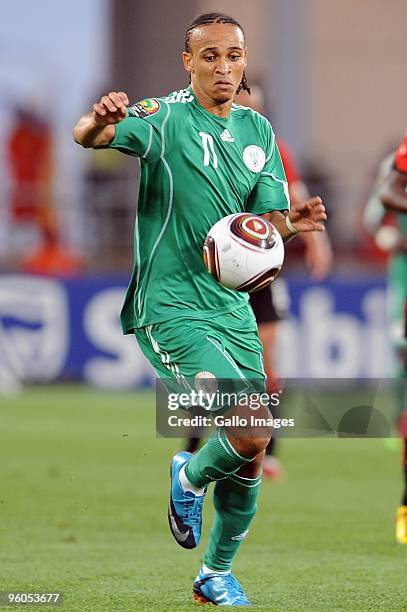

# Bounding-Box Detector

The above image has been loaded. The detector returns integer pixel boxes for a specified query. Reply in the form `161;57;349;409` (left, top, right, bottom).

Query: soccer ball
203;213;284;292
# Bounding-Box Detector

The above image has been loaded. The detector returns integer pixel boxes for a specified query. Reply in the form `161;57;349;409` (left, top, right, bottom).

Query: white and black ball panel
203;213;284;292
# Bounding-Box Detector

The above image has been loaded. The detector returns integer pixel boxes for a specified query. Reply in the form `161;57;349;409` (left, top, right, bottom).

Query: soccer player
73;13;327;605
378;133;407;544
186;86;333;482
380;134;407;214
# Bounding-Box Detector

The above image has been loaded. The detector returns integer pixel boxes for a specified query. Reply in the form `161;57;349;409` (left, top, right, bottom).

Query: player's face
183;23;247;105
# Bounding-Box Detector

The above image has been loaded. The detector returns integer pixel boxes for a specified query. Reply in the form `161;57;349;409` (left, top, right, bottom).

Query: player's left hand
289;196;327;232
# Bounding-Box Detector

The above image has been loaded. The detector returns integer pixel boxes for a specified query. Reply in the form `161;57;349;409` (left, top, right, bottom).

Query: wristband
285;214;299;235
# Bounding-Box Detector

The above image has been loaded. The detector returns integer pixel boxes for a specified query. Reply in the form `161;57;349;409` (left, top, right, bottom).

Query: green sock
184;427;252;489
203;472;262;572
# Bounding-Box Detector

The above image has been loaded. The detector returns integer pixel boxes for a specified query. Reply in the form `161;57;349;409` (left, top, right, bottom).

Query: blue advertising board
0;274;393;388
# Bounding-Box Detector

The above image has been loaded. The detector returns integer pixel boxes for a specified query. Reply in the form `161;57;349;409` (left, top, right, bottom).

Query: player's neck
191;84;233;118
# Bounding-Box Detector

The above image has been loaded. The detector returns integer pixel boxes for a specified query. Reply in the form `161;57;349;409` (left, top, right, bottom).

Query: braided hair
184;13;250;95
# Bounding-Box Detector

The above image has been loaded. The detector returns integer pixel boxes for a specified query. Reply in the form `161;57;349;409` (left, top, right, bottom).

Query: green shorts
135;305;266;405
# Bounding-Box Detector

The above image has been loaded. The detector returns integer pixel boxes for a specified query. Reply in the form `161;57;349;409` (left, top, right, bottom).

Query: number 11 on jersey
199;132;218;169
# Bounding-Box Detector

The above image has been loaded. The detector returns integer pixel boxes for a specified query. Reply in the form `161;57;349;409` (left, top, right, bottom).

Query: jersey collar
188;85;233;124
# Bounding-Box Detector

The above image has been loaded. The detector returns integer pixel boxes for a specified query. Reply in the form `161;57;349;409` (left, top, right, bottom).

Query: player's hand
92;91;129;126
288;196;327;233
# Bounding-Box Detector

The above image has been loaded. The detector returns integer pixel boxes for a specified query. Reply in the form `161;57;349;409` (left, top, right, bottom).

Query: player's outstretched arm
73;91;129;148
379;169;407;214
264;196;327;242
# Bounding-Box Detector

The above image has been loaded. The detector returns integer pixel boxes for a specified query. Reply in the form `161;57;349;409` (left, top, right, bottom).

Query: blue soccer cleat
193;569;252;606
168;451;206;549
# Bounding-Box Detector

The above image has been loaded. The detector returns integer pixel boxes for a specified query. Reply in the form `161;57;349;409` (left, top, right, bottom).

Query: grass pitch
0;386;406;611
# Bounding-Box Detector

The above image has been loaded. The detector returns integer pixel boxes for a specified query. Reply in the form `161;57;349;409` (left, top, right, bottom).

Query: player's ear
182;51;193;75
242;48;247;69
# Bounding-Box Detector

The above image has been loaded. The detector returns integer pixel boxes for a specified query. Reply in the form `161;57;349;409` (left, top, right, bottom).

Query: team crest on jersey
243;145;266;173
128;98;160;118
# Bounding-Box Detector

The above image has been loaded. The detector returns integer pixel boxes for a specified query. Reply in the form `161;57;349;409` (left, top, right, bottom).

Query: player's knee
235;450;265;478
233;435;271;458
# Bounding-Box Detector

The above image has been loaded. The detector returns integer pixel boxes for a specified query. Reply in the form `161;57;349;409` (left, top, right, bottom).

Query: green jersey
106;86;290;333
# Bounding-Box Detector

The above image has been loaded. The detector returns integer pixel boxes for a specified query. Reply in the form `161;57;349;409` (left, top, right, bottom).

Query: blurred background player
185;85;333;479
7;104;83;276
363;134;407;544
379;133;407;544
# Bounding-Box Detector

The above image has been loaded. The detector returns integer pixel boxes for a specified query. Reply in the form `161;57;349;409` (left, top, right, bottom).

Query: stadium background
0;1;406;610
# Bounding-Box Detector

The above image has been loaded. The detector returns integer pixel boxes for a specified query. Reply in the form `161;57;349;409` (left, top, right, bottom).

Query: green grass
0;386;406;611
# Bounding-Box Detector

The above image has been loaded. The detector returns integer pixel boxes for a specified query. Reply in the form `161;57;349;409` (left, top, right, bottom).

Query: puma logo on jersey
220;129;235;143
